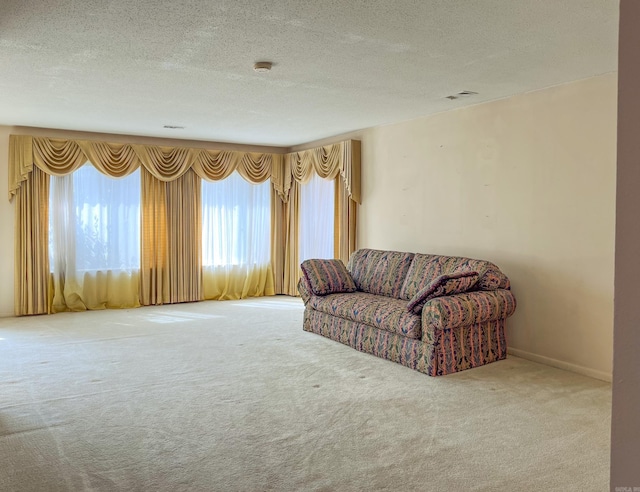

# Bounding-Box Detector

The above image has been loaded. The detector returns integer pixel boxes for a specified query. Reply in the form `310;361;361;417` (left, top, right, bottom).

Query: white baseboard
507;347;612;382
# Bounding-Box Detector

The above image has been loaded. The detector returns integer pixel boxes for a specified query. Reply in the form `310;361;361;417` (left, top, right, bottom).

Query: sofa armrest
422;289;516;335
298;276;312;304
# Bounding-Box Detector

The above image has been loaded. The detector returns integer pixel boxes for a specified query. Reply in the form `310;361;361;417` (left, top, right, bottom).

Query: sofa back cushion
347;249;415;298
399;254;510;301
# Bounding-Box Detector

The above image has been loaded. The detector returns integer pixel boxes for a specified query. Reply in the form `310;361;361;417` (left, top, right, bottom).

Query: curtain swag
8;136;360;204
283;141;361;204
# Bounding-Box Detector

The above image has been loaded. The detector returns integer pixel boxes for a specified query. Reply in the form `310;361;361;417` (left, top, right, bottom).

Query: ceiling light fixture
253;61;272;73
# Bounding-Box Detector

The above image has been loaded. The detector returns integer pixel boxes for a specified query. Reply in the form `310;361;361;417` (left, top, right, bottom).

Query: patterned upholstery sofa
298;249;517;376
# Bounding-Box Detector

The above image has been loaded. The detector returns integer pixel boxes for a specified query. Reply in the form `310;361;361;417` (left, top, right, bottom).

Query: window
299;173;335;262
49;164;141;273
201;172;270;267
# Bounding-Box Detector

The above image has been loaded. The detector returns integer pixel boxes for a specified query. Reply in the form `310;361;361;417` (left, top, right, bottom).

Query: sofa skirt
303;307;507;376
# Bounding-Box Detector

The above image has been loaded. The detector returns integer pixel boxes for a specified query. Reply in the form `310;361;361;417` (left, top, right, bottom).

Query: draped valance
8;135;360;204
284;140;361;204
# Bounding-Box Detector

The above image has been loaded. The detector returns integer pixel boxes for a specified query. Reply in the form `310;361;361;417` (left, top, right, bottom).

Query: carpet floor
0;296;611;491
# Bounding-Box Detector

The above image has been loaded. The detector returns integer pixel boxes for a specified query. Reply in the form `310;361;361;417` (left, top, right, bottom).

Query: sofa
298;249;517;376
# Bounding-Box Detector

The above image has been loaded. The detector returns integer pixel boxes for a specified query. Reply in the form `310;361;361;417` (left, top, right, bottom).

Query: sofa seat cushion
347;249;415;298
309;291;422;339
400;254;510;300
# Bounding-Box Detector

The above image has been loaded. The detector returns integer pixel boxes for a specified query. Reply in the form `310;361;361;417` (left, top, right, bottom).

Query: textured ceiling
0;0;619;147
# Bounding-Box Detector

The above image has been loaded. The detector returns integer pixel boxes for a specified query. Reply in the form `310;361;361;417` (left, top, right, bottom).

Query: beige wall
0;125;285;318
353;74;616;380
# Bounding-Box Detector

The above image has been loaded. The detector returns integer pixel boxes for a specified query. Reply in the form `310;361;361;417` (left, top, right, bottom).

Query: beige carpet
0;297;611;491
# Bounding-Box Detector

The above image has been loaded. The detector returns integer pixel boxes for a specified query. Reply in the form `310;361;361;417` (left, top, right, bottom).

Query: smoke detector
253;62;272;73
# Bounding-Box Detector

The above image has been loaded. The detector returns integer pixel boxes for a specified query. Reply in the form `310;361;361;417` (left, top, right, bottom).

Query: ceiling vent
163;125;185;129
445;90;478;100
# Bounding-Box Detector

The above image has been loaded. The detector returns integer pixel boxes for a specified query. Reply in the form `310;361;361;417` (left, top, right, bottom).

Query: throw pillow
406;271;479;314
301;259;357;296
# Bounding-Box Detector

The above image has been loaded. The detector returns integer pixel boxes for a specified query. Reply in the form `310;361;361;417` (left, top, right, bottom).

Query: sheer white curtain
201;172;273;299
299;172;335;262
49;163;141;311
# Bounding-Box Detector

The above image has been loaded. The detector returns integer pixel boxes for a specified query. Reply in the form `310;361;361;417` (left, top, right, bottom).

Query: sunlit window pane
201;172;270;267
299;173;335;262
49;164;140;272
